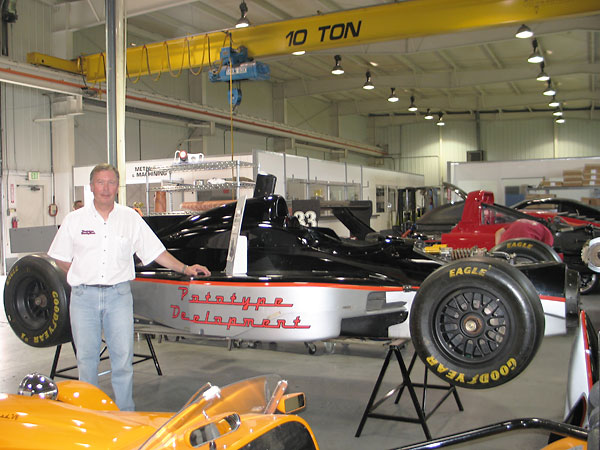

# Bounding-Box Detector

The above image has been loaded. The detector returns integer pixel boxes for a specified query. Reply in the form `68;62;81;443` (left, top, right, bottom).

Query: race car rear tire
491;238;562;264
410;257;545;389
4;254;72;347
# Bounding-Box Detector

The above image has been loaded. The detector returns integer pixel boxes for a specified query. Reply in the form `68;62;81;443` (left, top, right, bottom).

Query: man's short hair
90;163;120;184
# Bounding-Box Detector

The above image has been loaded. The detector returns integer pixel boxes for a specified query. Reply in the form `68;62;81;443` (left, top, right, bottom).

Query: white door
16;185;45;227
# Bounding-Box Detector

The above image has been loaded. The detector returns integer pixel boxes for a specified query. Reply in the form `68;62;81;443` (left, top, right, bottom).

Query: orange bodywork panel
0;378;319;450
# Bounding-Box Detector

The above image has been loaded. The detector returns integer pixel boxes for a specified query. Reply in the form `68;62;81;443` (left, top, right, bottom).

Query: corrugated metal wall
74;109;191;166
379;117;599;184
0;0;55;172
481;118;554;161
442;121;476;163
287;97;334;136
398;122;441;186
9;0;52;62
2;85;51;171
555;118;600;157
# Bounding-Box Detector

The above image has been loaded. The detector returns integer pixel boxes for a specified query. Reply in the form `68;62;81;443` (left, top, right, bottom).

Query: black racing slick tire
4;254;72;347
491;238;562;264
409;256;545;389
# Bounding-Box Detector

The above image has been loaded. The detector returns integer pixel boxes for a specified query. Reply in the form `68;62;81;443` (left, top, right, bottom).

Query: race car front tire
491;238;562;264
410;257;545;389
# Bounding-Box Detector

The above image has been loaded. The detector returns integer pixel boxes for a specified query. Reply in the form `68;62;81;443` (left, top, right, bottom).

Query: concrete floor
1;277;598;449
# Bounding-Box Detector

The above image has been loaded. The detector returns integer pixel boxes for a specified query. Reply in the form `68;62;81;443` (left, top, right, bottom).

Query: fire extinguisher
11;216;18;228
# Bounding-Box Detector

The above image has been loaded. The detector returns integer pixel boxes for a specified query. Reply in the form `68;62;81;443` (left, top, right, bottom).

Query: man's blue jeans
69;282;135;411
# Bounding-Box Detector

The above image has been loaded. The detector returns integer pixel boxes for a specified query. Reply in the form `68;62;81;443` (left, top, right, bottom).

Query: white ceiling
49;0;600;119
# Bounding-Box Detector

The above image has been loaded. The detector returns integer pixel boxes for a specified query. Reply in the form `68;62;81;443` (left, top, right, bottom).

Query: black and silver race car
4;194;580;390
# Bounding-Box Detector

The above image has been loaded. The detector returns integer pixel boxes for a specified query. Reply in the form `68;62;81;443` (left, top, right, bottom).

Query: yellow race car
0;373;317;450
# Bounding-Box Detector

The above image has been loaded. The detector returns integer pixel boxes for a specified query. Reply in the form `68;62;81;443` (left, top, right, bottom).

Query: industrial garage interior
0;1;599;449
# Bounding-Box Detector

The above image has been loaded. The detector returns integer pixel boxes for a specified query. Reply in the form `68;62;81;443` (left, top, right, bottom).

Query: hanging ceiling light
536;62;549;82
424;109;434;120
552;108;563;117
436;113;445;126
527;39;544;64
235;1;250;28
543;80;556;96
555;117;565;124
331;55;344;75
408;95;418;112
515;24;533;39
363;71;374;90
548;96;560;108
388;87;399;102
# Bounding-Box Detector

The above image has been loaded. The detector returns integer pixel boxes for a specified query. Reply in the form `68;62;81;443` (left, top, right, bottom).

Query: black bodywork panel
139;195;569;300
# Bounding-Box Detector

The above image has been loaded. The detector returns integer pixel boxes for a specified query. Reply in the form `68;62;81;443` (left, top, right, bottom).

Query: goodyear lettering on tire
5;265;18;286
426;355;517;386
448;266;488;278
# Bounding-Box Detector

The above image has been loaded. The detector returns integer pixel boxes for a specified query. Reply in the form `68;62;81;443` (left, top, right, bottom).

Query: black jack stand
355;339;463;440
49;334;162;380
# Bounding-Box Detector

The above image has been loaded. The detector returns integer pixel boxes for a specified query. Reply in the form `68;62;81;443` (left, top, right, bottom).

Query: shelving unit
145;160;254;215
286;178;362;202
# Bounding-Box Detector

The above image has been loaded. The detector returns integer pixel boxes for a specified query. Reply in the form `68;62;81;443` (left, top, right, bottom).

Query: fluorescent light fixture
408;95;418;112
388;87;399;102
528;39;544;64
543;80;556;96
331;55;344;75
363;71;374;90
536;63;549;82
235;1;250;28
515;24;533;39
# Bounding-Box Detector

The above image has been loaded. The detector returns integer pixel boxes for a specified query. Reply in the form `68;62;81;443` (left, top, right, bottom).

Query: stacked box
539;180;563;187
525;193;557;200
582;179;600;186
583;164;600;185
581;197;600;207
562;169;583;186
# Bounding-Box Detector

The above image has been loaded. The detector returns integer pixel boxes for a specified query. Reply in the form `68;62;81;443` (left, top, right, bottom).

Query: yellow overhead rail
28;0;600;83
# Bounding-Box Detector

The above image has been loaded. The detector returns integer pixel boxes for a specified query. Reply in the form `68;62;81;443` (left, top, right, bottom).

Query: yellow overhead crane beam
28;0;600;83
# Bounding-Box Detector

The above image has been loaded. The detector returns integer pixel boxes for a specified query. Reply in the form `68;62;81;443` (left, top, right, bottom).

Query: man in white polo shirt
48;163;210;411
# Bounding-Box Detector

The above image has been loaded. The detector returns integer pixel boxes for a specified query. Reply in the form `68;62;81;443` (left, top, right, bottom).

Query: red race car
413;191;600;294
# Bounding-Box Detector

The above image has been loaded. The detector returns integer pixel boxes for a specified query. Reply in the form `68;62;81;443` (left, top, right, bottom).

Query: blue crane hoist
209;46;270;107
